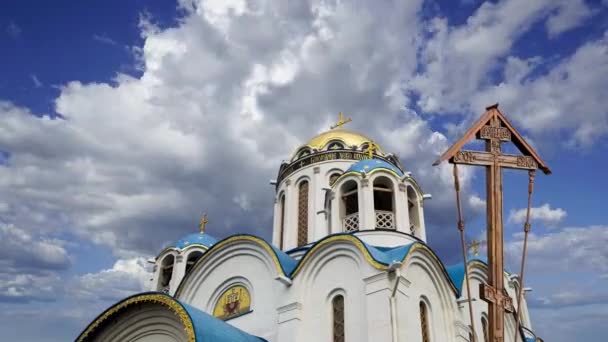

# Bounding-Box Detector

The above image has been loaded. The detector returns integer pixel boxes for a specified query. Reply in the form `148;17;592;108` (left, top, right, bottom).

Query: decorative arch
174;235;294;300
76;293;195;342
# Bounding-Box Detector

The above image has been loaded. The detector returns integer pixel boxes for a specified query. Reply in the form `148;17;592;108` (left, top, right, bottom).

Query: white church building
77;124;542;342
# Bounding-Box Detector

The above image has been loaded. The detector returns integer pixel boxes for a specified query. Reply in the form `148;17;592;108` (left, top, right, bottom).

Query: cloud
506;225;608;276
6;21;21;39
529;290;608;308
70;258;150;302
93;34;118;46
508;203;567;226
407;0;608;147
30;74;43;88
546;0;593;38
0;223;69;303
2;0;478;259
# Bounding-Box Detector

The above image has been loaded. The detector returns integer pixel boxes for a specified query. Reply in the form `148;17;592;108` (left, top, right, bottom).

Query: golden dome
289;128;386;161
305;129;376;150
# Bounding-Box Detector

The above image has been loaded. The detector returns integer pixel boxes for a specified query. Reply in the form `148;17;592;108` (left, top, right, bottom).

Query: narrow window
297;181;309;246
341;180;359;232
482;317;488;342
159;255;175;293
420;301;430;342
279;194;286;249
408;186;421;235
333;295;345;342
373;177;395;229
185;251;203;274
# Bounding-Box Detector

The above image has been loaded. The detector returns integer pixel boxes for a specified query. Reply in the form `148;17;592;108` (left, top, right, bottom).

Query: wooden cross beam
434;104;550;342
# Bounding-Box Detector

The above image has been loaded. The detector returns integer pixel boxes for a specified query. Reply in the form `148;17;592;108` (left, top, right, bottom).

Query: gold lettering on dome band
277;150;401;184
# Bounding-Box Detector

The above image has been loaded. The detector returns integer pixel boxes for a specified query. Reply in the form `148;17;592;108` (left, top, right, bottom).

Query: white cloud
546;0;593;38
93;33;118;46
506;225;608;276
30;74;43;88
70;258;150;302
0;223;69;303
508;203;567;226
2;0;480;258
407;0;608;147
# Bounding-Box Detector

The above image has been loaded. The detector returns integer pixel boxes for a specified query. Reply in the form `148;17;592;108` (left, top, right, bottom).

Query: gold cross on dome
199;214;208;234
468;239;482;256
330;112;352;129
366;141;378;158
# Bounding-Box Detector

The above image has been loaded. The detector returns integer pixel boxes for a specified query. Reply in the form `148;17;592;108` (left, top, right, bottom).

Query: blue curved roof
181;301;266;342
173;232;218;249
344;159;403;176
446;257;487;297
77;292;266;342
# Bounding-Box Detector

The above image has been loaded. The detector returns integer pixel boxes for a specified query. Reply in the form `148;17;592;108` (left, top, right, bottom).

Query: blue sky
1;0;607;341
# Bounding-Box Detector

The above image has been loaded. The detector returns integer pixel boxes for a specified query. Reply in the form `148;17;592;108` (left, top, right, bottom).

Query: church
77;115;542;342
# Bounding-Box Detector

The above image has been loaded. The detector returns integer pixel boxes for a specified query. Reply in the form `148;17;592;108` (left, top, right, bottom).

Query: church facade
77;123;542;342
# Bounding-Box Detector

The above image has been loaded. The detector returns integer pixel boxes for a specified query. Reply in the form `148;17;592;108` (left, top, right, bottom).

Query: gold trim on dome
76;293;195;342
302;129;383;153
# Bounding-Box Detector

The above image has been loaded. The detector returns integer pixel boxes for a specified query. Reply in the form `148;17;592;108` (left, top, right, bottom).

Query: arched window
332;295;345;342
482;317;488;342
279;193;286;249
341;180;359;232
420;301;431;342
373;177;395;229
408;186;421;235
297;181;309;247
185;251;203;274
159;255;175;293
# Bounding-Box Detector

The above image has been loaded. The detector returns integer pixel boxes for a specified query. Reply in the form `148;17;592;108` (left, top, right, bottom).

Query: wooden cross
330;112;352;129
434;104;550;342
199;214;208;234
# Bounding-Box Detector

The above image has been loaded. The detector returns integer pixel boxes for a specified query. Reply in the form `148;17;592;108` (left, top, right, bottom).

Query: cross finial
467;239;482;256
330;112;352;129
366;141;378;159
199;214;208;234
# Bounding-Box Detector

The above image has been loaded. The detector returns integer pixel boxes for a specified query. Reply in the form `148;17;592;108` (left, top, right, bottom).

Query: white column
312;166;322;241
272;193;281;246
364;273;392;342
283;179;297;250
331;187;341;234
396;183;410;233
276;302;303;342
360;178;375;230
170;254;185;296
417;198;427;242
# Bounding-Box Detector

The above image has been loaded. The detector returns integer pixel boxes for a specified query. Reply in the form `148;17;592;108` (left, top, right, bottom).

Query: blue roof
173;232;218;249
181;301;266;342
77;292;266;342
344;159;403;176
446;257;487;297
